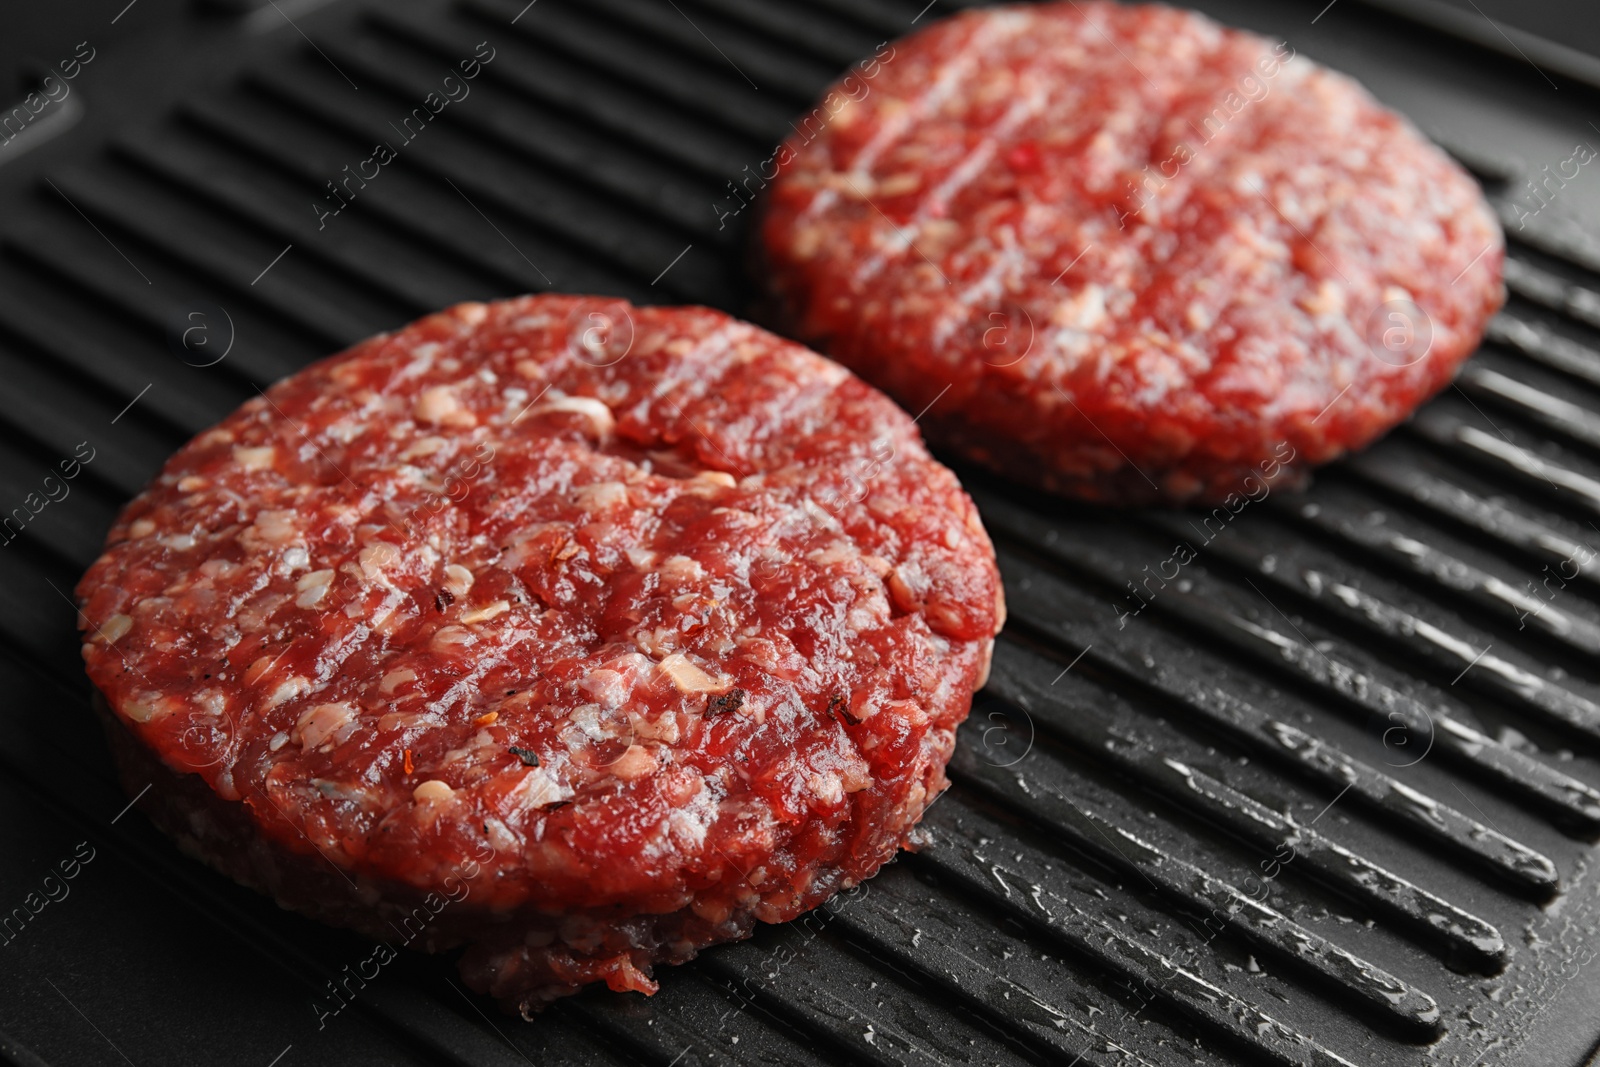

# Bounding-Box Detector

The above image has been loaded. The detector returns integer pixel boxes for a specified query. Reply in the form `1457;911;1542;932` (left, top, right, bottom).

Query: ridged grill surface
2;1;1600;1065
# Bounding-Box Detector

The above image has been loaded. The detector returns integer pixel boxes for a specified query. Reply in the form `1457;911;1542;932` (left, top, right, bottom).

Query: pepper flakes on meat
826;693;862;725
705;688;746;717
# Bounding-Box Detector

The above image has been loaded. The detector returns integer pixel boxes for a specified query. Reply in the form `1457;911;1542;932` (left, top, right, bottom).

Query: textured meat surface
760;1;1504;504
76;296;1003;1011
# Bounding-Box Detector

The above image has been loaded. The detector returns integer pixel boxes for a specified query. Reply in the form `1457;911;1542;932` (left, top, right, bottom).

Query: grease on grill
706;688;746;716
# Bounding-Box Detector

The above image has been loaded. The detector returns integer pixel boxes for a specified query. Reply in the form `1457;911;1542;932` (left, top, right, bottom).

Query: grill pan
2;1;1600;1064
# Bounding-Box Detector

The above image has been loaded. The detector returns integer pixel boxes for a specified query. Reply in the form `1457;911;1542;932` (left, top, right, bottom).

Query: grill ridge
976;639;1511;973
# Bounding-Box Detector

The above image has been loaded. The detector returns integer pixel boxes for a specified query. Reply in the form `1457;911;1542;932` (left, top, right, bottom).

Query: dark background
2;0;1597;108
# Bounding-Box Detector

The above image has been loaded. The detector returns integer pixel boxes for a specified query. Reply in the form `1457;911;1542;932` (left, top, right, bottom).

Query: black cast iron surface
2;1;1600;1065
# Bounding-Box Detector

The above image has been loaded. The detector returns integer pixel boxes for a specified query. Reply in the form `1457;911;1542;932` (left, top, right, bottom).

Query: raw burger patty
76;296;1004;1013
760;1;1504;504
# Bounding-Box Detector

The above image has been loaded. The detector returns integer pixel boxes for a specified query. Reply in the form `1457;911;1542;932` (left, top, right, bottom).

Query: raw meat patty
76;296;1003;1013
760;1;1504;504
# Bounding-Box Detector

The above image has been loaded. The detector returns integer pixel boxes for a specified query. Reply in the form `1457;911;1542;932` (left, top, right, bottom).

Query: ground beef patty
76;296;1003;1013
760;1;1503;504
